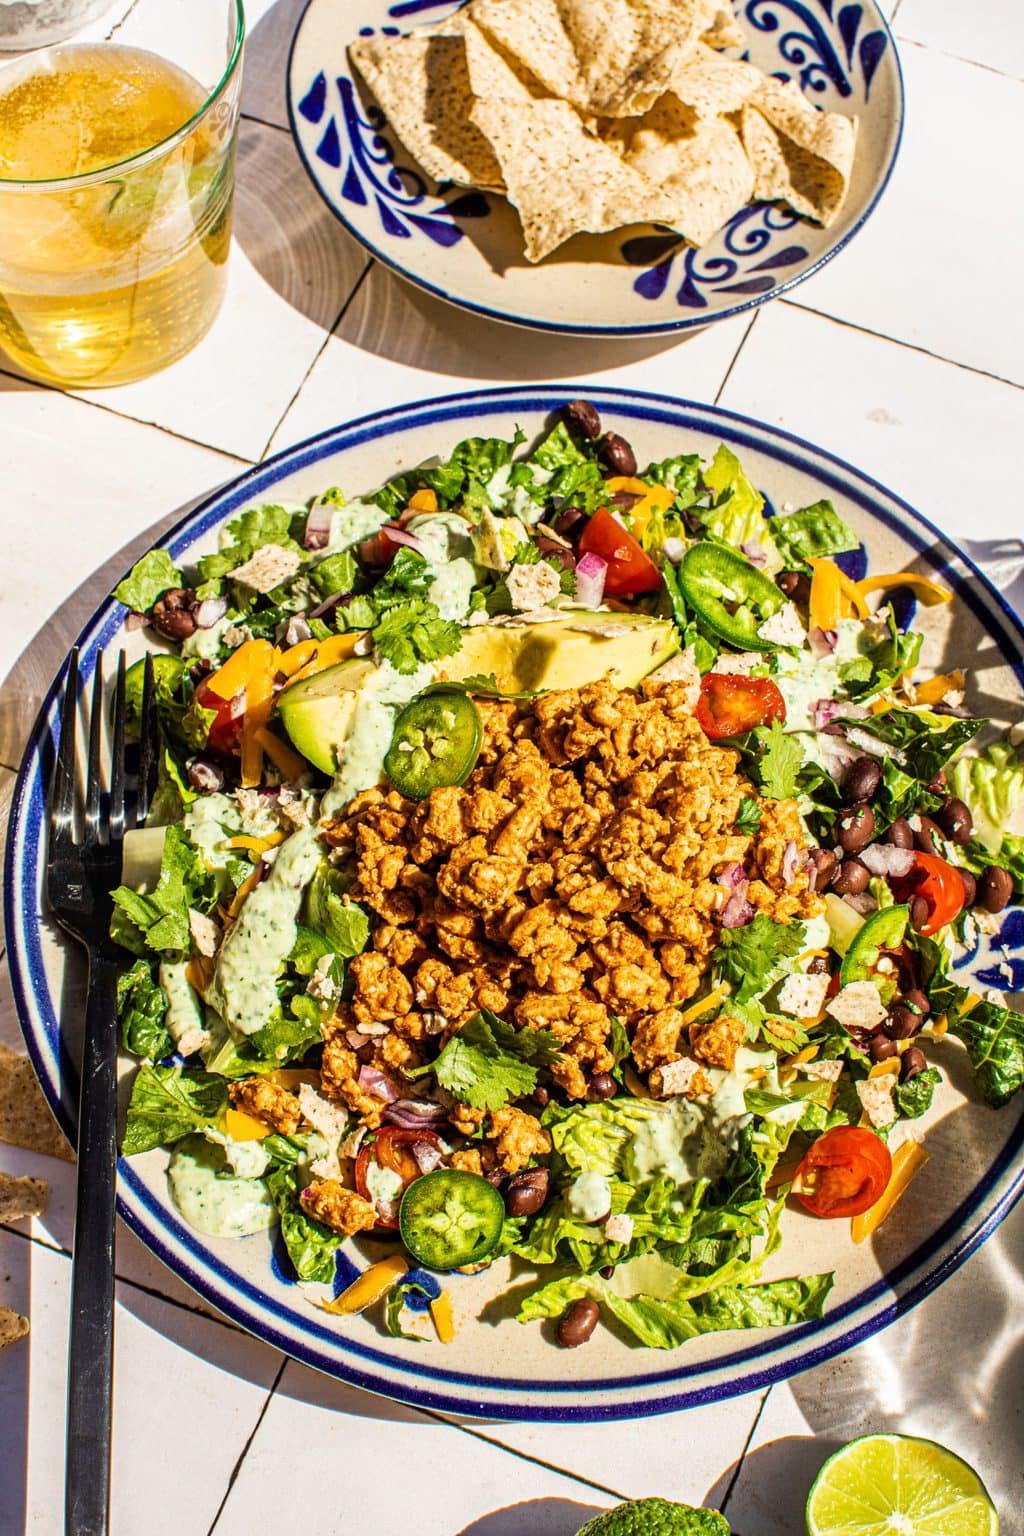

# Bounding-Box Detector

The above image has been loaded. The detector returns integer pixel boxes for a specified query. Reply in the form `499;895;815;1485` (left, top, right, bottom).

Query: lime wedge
806;1433;999;1536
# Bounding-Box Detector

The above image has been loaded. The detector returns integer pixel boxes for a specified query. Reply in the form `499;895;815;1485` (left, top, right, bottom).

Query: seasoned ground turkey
319;679;822;1121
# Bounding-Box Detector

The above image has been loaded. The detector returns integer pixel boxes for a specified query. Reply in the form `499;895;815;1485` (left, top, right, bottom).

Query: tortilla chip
470;95;679;260
463;14;546;102
608;97;754;245
468;0;707;117
0;1045;74;1163
0;1307;29;1350
348;26;505;190
0;1171;49;1225
669;41;763;118
741;78;857;225
700;6;746;50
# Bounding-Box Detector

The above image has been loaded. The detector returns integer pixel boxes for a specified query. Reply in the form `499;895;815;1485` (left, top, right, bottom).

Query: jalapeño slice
398;1169;505;1272
384;690;482;801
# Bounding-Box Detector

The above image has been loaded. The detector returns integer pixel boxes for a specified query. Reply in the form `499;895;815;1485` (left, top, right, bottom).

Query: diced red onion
717;861;747;890
740;536;766;567
229;691;247;720
125;611;148;632
815;733;864;784
304;505;334;551
377;526;425;555
722;891;755;927
309;593;347;622
859;844;917;878
411;1141;444;1174
808;627;837;657
344;1029;364;1050
575;551;607;607
383;1099;450;1130
281;615;313;647
812;698;843;732
663;536;686;564
195;596;229;629
357;1065;399;1103
782;840;801;886
843;891;878;915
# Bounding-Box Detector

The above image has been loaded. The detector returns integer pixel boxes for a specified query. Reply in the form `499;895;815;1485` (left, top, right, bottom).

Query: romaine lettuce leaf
113;550;183;613
121;1064;228;1155
265;1164;341;1284
950;743;1024;889
118;959;173;1063
110;824;215;954
695;445;779;567
770;501;858;564
947;997;1024;1107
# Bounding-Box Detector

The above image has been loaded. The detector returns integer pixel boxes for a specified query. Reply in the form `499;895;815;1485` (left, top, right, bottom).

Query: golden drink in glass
0;0;244;388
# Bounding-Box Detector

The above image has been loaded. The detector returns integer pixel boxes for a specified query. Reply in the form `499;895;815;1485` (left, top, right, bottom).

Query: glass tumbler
0;0;244;387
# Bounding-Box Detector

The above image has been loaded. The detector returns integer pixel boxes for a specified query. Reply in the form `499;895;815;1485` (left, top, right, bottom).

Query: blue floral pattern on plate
287;0;903;336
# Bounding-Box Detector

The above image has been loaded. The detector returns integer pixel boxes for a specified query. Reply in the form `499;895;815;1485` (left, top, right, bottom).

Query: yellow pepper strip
853;572;953;607
603;478;674;542
808;558;844;633
222;1106;273;1142
921;1015;948;1040
279;632;363;690
276;637;320;678
406;487;438;514
255;727;308;782
227;868;262;919
225;831;287;854
186;954;215;994
206;637;276;704
322;1256;409;1316
268;1068;321;1090
868;1058;901;1079
960;992;981;1016
430;1291;456;1344
679;984;730;1026
851;1138;930;1244
905;669;965;707
240;644;278;789
835;567;870;620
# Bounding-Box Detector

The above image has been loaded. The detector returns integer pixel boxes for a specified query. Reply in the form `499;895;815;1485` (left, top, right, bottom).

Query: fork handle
66;948;119;1536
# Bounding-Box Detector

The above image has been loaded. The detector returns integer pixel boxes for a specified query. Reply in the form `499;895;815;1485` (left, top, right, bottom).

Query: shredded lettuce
114;550;183;613
110;825;215;954
118;959;173;1063
950;744;1024;889
770;501;858;565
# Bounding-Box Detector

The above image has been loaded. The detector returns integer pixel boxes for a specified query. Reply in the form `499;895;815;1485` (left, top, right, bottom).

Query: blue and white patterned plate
287;0;903;336
7;388;1022;1421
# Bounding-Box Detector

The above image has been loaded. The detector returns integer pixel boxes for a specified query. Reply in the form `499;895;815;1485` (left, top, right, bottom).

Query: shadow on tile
241;0;307;132
456;1497;609;1535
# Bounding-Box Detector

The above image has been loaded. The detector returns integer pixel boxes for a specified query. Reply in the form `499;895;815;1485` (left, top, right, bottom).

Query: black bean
843;756;883;805
831;858;870;895
913;817;946;857
599;432;637;477
936;796;973;845
836;803;876;854
808;955;828;975
552;504;587;540
564;399;601;439
909;895;931;932
886;817;914;850
869;1031;900;1062
598;1265;615;1281
557;1299;600;1348
588;1071;617;1102
978;865;1014;914
776;570;812;606
958;867;977;908
150;587;198;641
926;770;947;794
885;1005;920;1041
532;1085;550;1110
903;987;931;1019
809;848;837;890
505;1168;550;1219
900;1046;928;1083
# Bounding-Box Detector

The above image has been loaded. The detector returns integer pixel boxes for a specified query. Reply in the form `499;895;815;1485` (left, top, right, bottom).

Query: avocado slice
275;657;377;774
439;612;677;694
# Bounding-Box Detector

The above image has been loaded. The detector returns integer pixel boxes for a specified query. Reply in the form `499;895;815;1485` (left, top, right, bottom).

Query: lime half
806;1433;999;1536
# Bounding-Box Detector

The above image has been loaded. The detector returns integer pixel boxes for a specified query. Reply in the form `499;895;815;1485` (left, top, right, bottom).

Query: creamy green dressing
624;1049;772;1187
324;499;389;552
566;1171;612;1222
182;615;233;661
321;659;435;816
363;1160;404;1209
774;618;862;732
207;825;322;1035
205;1131;273;1179
183;793;243;868
405;511;477;621
158;958;206;1050
168;1137;277;1238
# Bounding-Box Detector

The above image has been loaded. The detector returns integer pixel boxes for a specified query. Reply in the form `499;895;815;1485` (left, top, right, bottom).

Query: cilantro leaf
417;1010;561;1111
113;550;183;613
712;915;807;1006
749;720;803;800
371;600;461;674
121;1065;228;1155
736;797;763;833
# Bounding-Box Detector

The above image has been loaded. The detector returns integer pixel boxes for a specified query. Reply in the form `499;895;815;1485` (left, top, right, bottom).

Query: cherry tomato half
792;1125;892;1219
194;679;243;756
578;507;663;597
695;672;787;740
893;851;965;937
355;1126;444;1230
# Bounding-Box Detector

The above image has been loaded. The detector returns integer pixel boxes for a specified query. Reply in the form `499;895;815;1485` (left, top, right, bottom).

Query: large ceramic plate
287;0;903;336
7;388;1024;1421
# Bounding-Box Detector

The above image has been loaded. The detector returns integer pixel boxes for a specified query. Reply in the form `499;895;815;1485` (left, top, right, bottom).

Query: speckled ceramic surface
286;0;904;337
7;387;1022;1421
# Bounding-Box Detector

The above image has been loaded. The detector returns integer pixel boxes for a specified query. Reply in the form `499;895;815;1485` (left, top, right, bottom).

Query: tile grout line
892;30;1024;85
256;256;375;462
718;1388;771;1519
240;112;291;135
0;362;255;465
205;1357;289;1536
713;310;761;406
421;1412;631;1505
779;299;1024;393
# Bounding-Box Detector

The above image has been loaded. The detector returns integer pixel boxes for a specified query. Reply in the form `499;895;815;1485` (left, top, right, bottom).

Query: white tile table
1;1;1022;1531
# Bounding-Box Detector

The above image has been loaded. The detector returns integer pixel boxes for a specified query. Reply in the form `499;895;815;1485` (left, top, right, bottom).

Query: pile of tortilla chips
349;0;857;262
0;1044;69;1353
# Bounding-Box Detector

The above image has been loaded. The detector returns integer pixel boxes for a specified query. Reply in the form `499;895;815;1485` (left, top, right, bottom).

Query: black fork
46;648;155;1536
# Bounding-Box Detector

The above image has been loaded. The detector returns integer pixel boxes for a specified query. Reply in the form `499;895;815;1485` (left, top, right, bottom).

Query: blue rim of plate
285;0;906;339
7;385;1024;1421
